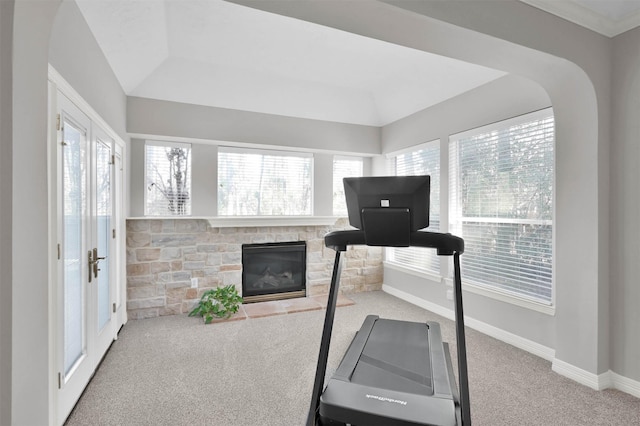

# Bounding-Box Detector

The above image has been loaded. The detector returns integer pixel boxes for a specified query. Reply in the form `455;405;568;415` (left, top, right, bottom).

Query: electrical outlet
446;289;454;301
191;278;198;288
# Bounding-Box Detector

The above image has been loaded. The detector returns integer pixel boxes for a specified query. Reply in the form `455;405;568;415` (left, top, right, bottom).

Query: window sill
383;261;442;284
443;278;556;316
383;261;555;316
127;216;341;228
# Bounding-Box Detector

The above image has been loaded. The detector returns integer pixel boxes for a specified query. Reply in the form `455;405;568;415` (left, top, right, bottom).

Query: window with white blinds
333;156;363;216
449;109;554;304
145;141;191;216
387;140;441;274
218;147;313;216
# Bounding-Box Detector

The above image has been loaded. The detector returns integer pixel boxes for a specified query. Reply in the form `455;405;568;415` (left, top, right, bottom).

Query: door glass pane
96;141;111;330
62;121;86;375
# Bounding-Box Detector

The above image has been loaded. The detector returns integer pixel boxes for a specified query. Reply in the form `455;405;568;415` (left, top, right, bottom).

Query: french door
56;92;119;424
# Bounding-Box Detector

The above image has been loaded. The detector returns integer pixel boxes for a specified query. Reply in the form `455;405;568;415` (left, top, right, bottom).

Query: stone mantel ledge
127;216;342;228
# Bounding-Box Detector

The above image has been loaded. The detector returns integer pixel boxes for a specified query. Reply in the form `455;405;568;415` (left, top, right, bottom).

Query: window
145;141;191;216
333;156;363;216
218;147;313;216
387;140;441;274
449;109;554;304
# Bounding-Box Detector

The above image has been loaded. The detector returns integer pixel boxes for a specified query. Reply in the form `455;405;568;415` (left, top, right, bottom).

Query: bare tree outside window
145;143;191;216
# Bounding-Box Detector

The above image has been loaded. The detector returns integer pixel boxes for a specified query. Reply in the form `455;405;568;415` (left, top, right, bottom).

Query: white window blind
218;147;313;216
333;156;363;216
449;109;554;304
145;141;191;216
387;140;440;274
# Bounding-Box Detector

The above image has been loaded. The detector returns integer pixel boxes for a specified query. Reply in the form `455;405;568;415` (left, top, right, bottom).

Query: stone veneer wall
126;218;383;319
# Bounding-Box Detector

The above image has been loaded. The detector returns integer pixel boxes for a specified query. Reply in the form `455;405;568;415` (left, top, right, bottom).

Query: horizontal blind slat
450;110;554;304
218;147;313;216
388;141;440;274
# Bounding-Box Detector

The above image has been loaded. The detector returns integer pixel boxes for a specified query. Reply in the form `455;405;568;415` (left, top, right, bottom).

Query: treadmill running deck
319;315;457;426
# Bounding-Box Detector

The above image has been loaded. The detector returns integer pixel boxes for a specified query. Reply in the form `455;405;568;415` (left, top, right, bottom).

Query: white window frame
144;140;192;217
217;146;314;217
333;155;364;217
449;108;555;314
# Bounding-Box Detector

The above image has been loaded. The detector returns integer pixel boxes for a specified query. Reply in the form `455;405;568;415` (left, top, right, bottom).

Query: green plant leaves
189;284;243;322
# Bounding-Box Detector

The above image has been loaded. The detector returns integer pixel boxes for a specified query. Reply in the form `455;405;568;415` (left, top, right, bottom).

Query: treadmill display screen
343;176;430;232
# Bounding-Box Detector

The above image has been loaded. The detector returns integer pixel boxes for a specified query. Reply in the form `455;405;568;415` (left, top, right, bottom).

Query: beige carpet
65;291;640;425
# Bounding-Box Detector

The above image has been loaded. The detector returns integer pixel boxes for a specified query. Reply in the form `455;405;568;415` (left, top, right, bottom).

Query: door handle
92;248;105;279
88;250;94;283
89;248;106;280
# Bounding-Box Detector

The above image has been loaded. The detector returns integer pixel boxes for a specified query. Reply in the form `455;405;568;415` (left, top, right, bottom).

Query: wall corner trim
551;359;611;391
610;372;640;398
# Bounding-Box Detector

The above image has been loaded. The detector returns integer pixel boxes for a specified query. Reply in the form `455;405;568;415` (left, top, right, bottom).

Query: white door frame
49;65;127;426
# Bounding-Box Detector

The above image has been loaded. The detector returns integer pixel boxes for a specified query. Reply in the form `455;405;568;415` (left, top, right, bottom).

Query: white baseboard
382;284;555;361
382;284;454;321
382;284;640;398
551;362;640;396
552;358;607;390
610;372;640;398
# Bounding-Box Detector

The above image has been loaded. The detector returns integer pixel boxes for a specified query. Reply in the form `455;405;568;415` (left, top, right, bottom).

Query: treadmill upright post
307;249;344;426
453;252;471;425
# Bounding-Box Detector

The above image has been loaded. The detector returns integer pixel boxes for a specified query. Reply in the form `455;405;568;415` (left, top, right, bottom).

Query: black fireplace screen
242;241;306;301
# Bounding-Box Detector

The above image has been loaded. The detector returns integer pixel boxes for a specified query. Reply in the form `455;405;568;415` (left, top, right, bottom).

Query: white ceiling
75;0;506;127
75;0;639;128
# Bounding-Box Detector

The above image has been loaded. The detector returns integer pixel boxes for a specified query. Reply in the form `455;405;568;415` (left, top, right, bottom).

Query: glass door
93;127;115;356
57;93;94;424
56;92;119;425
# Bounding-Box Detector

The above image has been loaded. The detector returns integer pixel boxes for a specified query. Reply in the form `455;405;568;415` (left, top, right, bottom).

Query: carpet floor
65;291;640;425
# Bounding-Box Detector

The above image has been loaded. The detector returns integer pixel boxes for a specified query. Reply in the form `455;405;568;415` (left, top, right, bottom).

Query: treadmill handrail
324;229;464;255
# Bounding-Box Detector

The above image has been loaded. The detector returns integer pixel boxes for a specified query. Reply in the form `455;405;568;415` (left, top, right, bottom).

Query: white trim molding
127;216;341;228
454;279;556;316
552;361;640;397
384;284;640;398
382;284;556;361
610;372;640;398
552;359;608;390
48;65;125;146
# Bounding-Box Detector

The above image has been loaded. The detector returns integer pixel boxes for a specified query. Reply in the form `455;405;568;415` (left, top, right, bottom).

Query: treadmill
307;176;471;426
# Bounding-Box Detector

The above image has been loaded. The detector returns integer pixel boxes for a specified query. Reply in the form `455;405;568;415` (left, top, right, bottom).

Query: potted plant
189;284;243;324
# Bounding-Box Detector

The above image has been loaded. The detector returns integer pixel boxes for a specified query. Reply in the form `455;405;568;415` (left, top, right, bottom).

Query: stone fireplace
125;218;383;319
242;241;306;303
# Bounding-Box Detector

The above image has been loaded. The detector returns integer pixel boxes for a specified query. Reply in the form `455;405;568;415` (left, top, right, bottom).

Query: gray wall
127;96;381;156
127;98;379;217
229;0;617;383
5;1;639;424
11;1;61;423
610;26;640;381
383;74;555;348
383;74;551;152
48;0;127;141
6;0;128;423
0;2;14;424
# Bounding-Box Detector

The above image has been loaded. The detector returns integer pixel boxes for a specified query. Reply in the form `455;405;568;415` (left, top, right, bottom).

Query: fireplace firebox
241;241;306;303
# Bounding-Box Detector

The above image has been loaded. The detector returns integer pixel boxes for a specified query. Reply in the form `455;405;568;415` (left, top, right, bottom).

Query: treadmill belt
350;319;434;396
